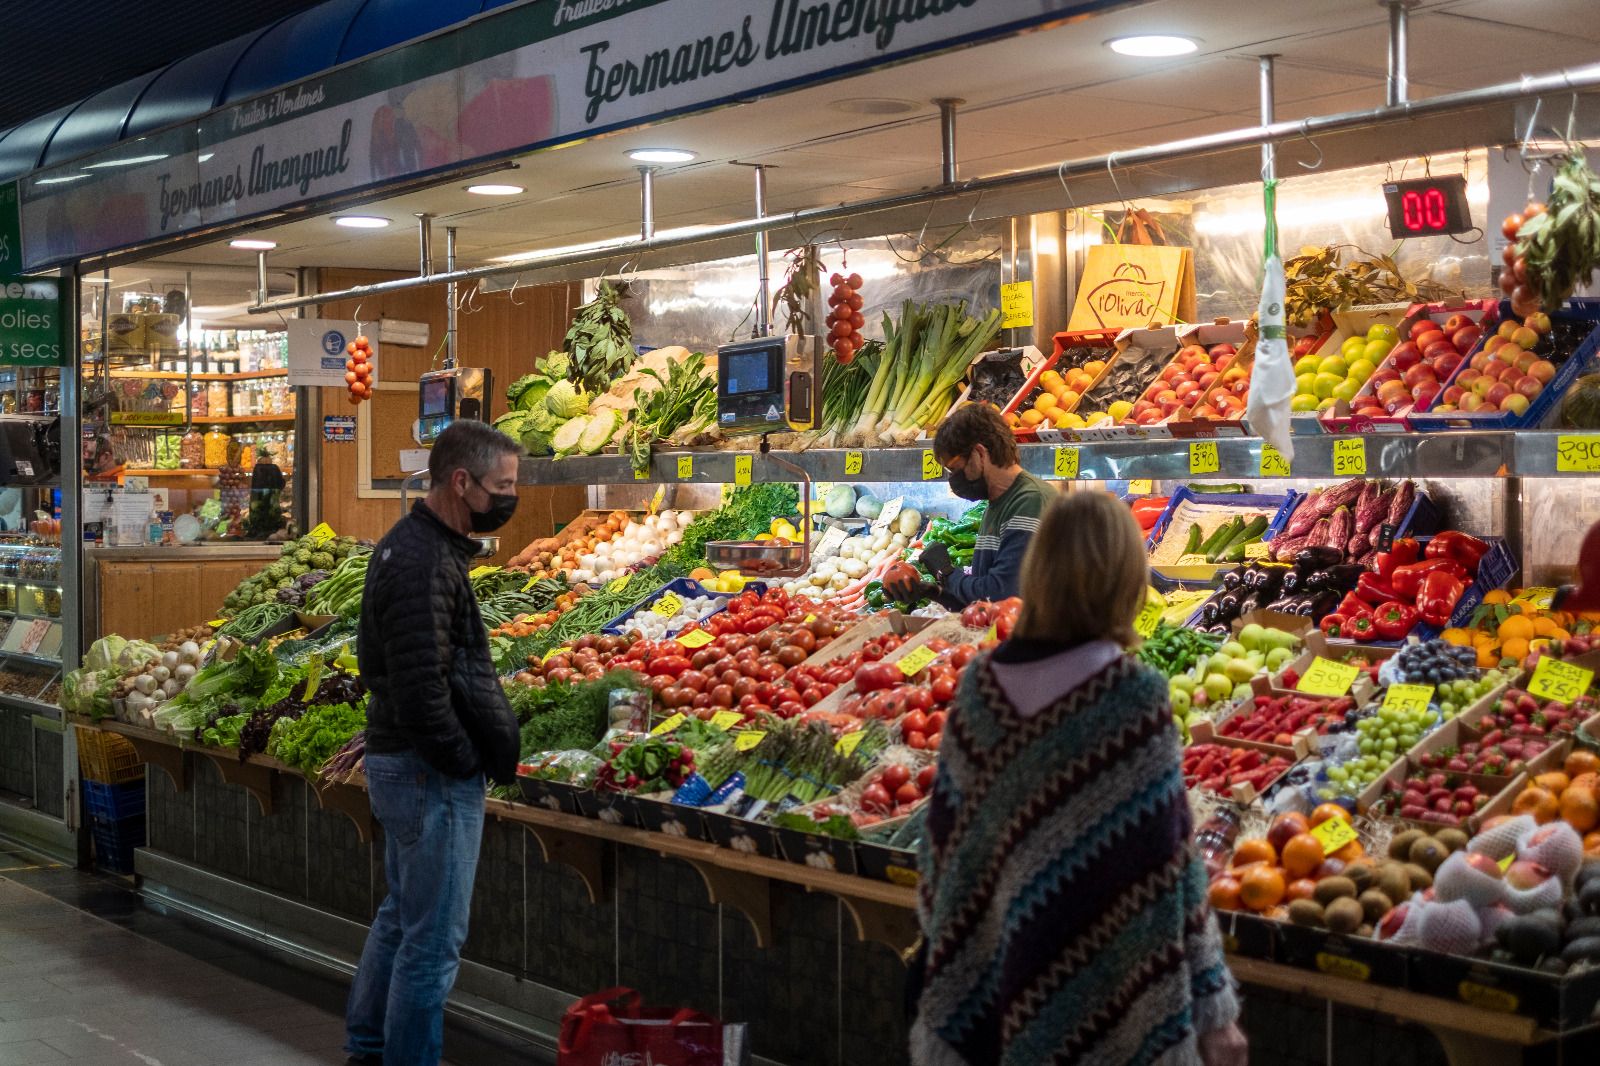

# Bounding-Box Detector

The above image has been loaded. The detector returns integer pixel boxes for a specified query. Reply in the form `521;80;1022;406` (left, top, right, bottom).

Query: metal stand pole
753;164;770;337
445;227;458;370
1386;1;1412;107
416;213;433;276
638;166;658;241
1260;56;1277;182
936;98;964;186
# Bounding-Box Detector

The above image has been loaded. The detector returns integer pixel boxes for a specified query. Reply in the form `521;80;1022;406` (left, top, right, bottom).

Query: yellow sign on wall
1000;281;1034;329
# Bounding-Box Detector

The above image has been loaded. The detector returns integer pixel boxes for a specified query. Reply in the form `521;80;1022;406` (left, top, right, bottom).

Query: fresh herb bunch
661;482;800;572
1513;150;1600;314
510;670;643;756
621;351;717;474
565;281;637;395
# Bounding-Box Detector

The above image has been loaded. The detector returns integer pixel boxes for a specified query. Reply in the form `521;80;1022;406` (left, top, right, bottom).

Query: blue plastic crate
1407;535;1516;642
1409;299;1600;432
90;816;144;874
600;577;768;636
82;779;145;823
1145;487;1302;556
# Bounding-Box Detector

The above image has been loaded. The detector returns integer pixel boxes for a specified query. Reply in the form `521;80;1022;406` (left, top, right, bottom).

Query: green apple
1347;358;1377;383
1291;394;1320;412
1204;673;1234;702
1296;372;1317;395
1319;355;1350;378
1170;673;1196;694
1294;355;1322;376
1340;336;1368;359
1170;687;1192;716
1313;372;1344;399
1366;323;1398;343
1332;380;1360;403
1363;338;1394;364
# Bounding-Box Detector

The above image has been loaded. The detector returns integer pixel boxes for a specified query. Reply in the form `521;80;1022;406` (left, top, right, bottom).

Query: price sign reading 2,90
1556;435;1600;473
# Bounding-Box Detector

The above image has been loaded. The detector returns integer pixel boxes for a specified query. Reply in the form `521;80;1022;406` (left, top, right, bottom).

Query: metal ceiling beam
248;60;1600;316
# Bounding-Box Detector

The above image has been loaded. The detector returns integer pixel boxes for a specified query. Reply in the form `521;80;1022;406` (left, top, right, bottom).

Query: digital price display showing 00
1383;175;1472;239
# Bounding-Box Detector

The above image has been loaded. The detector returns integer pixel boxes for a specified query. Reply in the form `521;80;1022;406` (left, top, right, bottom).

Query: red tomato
776;701;804;719
950;645;977;670
916;766;936;792
930;675;956;703
902;710;929;735
880;765;911;791
904;687;933;712
862;783;893;813
906;731;928;749
925;711;947;734
895;782;923;805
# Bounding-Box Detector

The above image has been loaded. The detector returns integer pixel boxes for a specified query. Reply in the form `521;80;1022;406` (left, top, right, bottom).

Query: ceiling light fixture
1106;35;1199;57
333;215;391;229
627;148;696;164
466;183;525;195
229;239;278;250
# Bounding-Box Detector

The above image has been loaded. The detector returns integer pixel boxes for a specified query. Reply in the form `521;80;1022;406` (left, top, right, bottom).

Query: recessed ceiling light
229;239;277;250
627;148;696;164
829;98;920;115
466;183;525;196
334;215;391;229
1107;35;1198;57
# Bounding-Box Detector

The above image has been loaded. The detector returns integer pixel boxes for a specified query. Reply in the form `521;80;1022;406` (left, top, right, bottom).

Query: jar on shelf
207;380;229;416
179;429;206;469
203;426;231;468
189;386;209;419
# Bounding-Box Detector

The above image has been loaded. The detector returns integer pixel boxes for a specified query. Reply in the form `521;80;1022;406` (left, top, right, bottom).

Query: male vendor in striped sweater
884;404;1054;609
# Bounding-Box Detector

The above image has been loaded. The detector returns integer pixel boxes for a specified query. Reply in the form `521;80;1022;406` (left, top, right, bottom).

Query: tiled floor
0;844;549;1066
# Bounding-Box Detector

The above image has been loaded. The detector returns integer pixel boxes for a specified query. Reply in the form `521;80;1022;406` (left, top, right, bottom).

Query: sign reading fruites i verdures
0;277;67;367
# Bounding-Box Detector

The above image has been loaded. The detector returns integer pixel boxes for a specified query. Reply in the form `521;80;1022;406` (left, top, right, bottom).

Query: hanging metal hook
505;275;525;307
1105;152;1130;211
1056;160;1078;209
1295;121;1324;170
350;302;365;336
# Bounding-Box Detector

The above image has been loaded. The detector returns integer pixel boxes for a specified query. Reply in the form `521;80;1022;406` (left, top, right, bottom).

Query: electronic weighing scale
715;334;820;435
416;367;493;443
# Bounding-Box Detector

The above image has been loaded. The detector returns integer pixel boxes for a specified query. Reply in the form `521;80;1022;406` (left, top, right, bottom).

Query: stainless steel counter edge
85;544;287;563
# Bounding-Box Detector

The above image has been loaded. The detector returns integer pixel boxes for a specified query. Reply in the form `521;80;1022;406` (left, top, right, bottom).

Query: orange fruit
1020;409;1045;427
1232;838;1277;867
1239;866;1287;912
1569;772;1599;796
1033;392;1058;414
1565;751;1600;779
1561;788;1599;833
1534;771;1571;794
1584;831;1600;858
1477;645;1501;668
1512;786;1561;824
1209;876;1242;911
1281;833;1326;879
1311;803;1351;828
1039;370;1064;391
1286;878;1318;902
1498;614;1534;641
1333;838;1366;863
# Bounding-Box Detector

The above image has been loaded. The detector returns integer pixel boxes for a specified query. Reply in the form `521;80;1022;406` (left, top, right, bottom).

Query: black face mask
947;459;988;501
467;476;518;532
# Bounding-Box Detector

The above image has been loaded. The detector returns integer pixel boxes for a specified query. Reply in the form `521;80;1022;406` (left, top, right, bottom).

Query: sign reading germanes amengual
18;0;1115;268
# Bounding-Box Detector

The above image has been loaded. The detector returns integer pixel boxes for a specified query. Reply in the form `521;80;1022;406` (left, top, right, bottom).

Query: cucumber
1183;522;1204;555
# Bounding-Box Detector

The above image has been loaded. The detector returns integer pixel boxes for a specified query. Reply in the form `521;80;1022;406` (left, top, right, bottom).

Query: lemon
1107;400;1134;421
755;532;774;542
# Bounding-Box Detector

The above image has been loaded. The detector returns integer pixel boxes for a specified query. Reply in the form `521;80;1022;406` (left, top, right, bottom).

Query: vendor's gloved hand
917;542;955;583
883;572;938;605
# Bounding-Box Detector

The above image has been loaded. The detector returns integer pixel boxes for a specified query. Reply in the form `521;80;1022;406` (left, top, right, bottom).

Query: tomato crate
1001;328;1122;441
1161;319;1255;438
1409;299;1600;431
855;840;919;885
1322;300;1500;434
89;817;143;875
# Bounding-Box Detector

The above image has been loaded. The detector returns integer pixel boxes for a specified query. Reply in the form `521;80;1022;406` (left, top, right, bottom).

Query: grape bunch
826;271;866;364
1322;702;1441;797
1433;668;1514;719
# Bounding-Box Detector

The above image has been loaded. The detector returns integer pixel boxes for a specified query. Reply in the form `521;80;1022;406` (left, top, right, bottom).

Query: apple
1504;859;1551;890
1472;375;1496;398
1484;335;1508;355
1424;342;1458;366
1482;357;1510;379
1498;320;1520;340
1384;397;1409;415
1410;320;1438;340
1373;367;1402;386
1135;409;1163;426
1143;384;1164;402
1160;365;1182;383
1501;393;1531;416
1442;385;1466;405
1451;326;1483;352
1210;344;1237;359
1412;382;1441;408
1442;314;1472;334
1193;362;1216;377
1464;852;1505;879
1402;364;1438;390
1513;351;1538;373
1459;393;1484;412
1526;311;1552;335
1231;378;1251;397
1512;326;1540;350
1529;359;1556;383
1432;353;1463;377
1485;382;1512;407
1415;328;1446;349
1391;342;1422;370
1175;380;1201;400
1293;335;1318;356
1514;375;1544;399
1456;368;1481;389
1199;371;1220;389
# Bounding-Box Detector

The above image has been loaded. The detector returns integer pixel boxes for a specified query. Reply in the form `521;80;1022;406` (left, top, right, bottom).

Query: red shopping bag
557;987;744;1066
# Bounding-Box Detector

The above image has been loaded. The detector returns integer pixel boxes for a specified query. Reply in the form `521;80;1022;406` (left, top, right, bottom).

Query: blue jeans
346;751;486;1066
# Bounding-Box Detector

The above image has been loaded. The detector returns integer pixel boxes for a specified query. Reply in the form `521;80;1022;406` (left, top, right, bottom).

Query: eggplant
1305;563;1364;591
1256;572;1284;601
1294;546;1344;571
1237;594;1261;615
1206;624;1231;637
1281;569;1303;594
1198;602;1220;625
1307;591;1343;619
1216;592;1242;618
1264;597;1298;612
1241;565;1270;590
1221;568;1245;591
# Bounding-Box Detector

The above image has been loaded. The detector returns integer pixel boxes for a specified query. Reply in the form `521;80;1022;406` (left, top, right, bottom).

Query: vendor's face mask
946;450;988;501
466;474;518;532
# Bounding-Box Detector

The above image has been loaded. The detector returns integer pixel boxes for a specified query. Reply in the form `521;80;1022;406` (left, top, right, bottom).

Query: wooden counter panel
96;558;265;640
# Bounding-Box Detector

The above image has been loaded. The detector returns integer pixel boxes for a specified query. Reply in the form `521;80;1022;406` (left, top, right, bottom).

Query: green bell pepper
864;580;886;609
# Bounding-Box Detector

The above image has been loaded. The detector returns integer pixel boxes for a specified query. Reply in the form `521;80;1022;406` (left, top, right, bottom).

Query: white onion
665;530;683;546
151;665;171;684
178;641;201;662
175;664;196;682
676;511;693;528
594;540;613;557
133;674;157;695
659;510;677;526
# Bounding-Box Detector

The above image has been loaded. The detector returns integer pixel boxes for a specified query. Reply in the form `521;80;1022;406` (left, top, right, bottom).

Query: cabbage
552;416;589;457
539;350;572;380
515;379;553;413
83;635;129;673
824;484;857;519
544;380;589;419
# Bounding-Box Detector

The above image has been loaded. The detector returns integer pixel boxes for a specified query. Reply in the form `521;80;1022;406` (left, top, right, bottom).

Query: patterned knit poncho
912;651;1239;1066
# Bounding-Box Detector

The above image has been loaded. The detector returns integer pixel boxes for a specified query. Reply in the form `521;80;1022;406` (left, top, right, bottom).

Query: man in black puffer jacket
345;419;520;1066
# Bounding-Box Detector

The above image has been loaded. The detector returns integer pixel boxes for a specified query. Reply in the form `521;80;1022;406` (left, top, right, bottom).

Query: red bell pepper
1392;558;1470;600
1321;605;1373;640
1424;531;1489;572
1337;591;1368;618
1130;496;1170;530
1374;537;1422;579
1417;570;1466;627
1354;571;1398;605
1372;601;1419;640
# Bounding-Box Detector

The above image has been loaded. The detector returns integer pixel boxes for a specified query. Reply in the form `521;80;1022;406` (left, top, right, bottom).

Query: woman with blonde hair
912;490;1246;1066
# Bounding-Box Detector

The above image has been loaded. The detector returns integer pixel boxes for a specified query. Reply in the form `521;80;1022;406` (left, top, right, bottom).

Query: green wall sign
0;277;67;367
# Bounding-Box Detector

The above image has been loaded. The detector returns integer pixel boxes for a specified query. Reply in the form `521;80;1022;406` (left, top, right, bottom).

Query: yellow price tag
1512;587;1557;610
1310;815;1357;855
1458;980;1519;1013
309;522;336;544
733;454;753;487
734;729;766;751
650;713;687;736
1382;683;1434;715
709;710;742;731
1332;437;1367;476
634;464;649;480
1498;853;1514;873
542;647;563;663
803;613;816;623
1189;441;1219;475
1053;446;1080;479
651;592;683;617
1128;479;1154;495
921;449;941;481
522;575;544;592
897;644;939;677
1527;656;1595;703
1296;656;1362;697
207;618;227;628
675;629;714;649
606;577;629;593
985;623;997;642
1260;443;1291;477
1244;542;1272;560
844;451;864;476
1556;434;1600;472
1134;597;1163;639
834;731;865;756
676;455;694;479
1315;954;1371;982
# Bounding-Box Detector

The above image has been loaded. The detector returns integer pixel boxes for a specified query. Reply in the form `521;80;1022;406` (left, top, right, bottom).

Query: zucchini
1223;515;1270;550
1183;522;1204;555
1198;517;1239;557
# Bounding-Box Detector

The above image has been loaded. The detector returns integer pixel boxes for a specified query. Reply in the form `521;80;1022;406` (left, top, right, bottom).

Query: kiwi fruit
1288;899;1325;927
1387;829;1425;862
1375;865;1412;906
1356;923;1374;938
1314;876;1358;906
1343;860;1377;893
1325;896;1364;934
1434;828;1469;853
1358;889;1393;924
1402;863;1434;891
1409;836;1449;873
